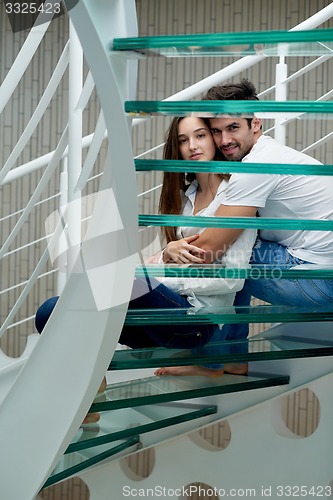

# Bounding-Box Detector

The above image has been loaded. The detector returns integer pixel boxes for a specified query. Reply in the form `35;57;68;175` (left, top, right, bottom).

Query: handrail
0;270;57;297
0;13;53;114
302;130;333;154
0;214;64;337
0;43;69;185
0;128;68;259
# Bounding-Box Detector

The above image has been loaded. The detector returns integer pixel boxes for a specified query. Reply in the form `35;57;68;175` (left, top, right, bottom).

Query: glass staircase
45;402;218;488
112;28;333;56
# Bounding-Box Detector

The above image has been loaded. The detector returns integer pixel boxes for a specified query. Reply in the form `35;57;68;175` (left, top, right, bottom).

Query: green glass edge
135;265;333;279
135;159;333;176
109;337;333;371
114;44;333;58
125;100;333;114
139;214;333;231
67;405;217;454
124;306;333;325
112;28;333;50
91;375;290;412
43;436;140;489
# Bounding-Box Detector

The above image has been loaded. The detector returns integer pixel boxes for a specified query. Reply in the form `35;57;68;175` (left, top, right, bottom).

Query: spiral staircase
0;1;333;498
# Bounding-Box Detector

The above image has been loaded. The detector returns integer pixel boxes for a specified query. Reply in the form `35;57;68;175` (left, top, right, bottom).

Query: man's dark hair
203;78;259;101
203;79;259;128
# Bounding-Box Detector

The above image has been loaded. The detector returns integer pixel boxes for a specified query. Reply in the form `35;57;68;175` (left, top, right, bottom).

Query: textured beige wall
1;1;332;498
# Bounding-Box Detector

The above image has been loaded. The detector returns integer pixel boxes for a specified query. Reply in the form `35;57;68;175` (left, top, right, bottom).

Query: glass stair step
125;100;333;119
109;333;333;371
124;304;333;326
89;373;289;413
139;214;333;231
112;28;333;57
135;264;333;280
66;402;217;454
135;159;333;176
43;436;140;489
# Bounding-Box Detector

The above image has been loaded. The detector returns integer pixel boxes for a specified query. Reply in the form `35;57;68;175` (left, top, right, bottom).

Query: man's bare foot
81;376;107;426
154;363;248;377
154;366;225;377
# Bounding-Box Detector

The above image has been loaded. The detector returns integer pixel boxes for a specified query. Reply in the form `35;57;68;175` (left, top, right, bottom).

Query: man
188;79;333;342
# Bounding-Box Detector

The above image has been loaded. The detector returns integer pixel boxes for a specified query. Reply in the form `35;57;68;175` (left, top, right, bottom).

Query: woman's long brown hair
158;116;227;243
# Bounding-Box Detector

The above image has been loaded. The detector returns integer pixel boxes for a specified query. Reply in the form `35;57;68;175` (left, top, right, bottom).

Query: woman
35;117;256;421
148;116;257;375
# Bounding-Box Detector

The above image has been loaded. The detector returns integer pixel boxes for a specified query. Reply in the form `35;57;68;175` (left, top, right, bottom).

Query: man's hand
163;234;205;263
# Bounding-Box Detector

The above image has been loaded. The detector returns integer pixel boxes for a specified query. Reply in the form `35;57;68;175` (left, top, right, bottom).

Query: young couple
36;79;333;422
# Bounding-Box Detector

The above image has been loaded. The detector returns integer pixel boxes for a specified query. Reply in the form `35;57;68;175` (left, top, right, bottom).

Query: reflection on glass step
67;402;217;454
135;264;333;280
124;304;333;326
109;334;333;371
135;159;333;176
125;100;333;120
139;214;333;231
90;373;289;412
43;436;140;488
112;28;333;57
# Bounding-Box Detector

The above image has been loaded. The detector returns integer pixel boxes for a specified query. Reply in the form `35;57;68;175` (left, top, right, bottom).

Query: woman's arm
164;204;258;264
162;226;258;296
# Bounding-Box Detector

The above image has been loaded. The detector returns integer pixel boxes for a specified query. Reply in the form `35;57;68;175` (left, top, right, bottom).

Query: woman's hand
163;234;206;263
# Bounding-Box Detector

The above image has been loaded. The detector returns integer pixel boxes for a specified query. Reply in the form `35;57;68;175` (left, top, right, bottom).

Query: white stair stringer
0;334;39;407
0;1;139;499
76;369;333;500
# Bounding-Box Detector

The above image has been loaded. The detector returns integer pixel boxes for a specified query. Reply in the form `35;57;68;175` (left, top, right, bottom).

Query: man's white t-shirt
223;135;333;265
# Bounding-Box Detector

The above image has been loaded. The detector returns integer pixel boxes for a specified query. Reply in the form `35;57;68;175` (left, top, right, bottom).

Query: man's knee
35;296;59;333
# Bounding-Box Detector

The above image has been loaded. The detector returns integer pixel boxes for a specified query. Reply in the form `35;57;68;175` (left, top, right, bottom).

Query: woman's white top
160;179;257;309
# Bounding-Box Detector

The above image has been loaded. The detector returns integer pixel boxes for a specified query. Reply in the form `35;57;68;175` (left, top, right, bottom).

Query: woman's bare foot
154;366;224;377
81;376;107;425
154;363;248;377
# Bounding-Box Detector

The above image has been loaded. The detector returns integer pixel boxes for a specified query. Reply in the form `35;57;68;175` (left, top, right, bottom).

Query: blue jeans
35;277;223;362
121;277;228;368
115;277;220;349
222;239;333;341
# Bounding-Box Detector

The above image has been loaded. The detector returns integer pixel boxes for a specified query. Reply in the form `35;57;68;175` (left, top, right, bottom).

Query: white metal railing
0;43;69;185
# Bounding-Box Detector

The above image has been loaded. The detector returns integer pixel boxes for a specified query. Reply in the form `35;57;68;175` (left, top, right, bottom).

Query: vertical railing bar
76;71;96;111
66;21;83;276
57;159;69;294
74;110;106;192
274;55;288;145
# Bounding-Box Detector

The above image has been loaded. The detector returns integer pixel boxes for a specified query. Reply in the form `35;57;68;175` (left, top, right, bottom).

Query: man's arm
192;204;258;263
